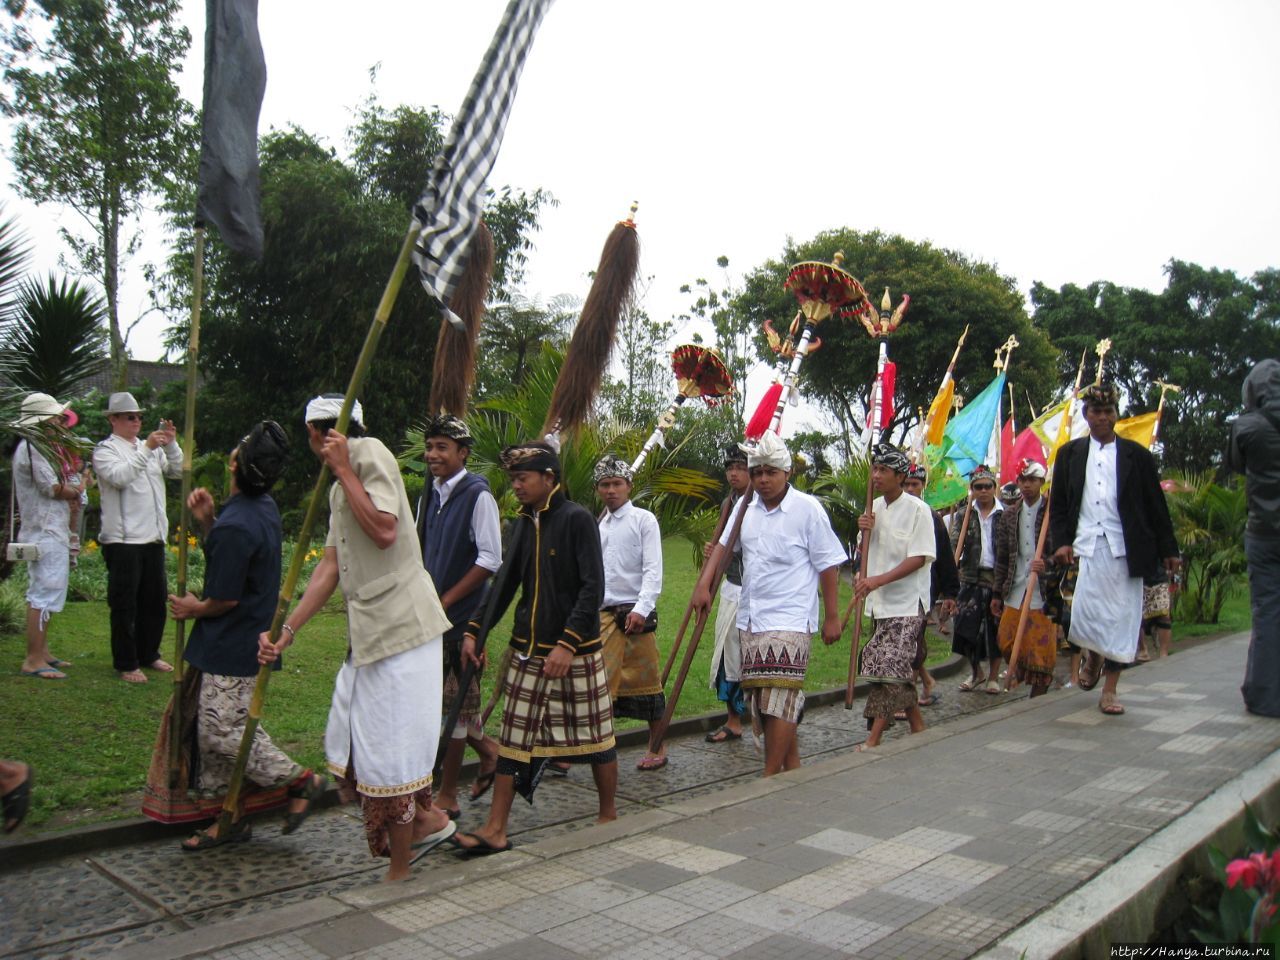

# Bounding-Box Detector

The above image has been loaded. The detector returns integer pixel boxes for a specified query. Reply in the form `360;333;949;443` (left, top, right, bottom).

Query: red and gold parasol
672;344;733;406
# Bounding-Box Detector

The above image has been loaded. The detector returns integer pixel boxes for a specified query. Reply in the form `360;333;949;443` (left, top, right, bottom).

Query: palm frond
2;273;108;397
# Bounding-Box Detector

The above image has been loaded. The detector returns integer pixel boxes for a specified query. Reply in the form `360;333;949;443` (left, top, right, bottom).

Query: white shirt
1074;437;1125;558
724;487;847;633
92;433;182;544
13;442;70;545
976;502;1002;569
1005;497;1044;610
425;468;502;573
599;500;663;617
865;492;936;619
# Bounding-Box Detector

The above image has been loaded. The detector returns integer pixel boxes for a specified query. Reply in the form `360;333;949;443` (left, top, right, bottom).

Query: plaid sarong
498;651;616;764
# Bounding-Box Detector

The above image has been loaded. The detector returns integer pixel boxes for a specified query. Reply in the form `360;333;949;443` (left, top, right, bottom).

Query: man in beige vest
258;395;455;881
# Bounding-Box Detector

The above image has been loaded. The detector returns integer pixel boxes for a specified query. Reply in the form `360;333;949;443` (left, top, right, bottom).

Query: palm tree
1165;470;1248;623
2;274;108;397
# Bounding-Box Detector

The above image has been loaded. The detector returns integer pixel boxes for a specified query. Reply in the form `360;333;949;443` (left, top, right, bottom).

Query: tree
599;282;675;427
733;229;1059;461
1031;260;1280;474
3;0;197;387
474;291;575;399
2;273;108;396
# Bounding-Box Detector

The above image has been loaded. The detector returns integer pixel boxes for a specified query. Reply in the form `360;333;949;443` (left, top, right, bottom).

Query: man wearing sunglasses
93;391;183;683
950;466;1004;694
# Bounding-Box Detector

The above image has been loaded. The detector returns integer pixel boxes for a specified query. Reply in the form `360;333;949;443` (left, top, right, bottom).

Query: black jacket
1228;359;1280;539
469;486;604;658
930;512;960;604
1049;435;1178;579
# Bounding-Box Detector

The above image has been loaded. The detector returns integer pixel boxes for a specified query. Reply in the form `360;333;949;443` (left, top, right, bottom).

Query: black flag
197;0;266;259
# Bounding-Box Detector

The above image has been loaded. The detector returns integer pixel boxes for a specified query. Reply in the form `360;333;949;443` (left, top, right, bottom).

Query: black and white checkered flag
412;0;554;328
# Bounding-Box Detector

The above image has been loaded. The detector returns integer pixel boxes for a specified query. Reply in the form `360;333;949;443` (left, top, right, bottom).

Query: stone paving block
603;891;710;931
298;913;403;959
1044;736;1098;751
605;934;718;960
555;876;649;910
877;867;977;904
858;929;975;960
555;845;644;877
614;834;692;860
948;837;1037;867
1164;691;1208;701
795;827;880;856
923;853;1008;885
769;870;872;910
436;876;538;911
496;893;595;934
467;937;578;960
538;912;646;955
374;896;472;933
15;921;181;960
613;747;761;802
722;932;849;960
857;840;939;870
601;860;699;893
719;890;826;932
984;739;1037;754
1042;853;1110;878
893;826;975;853
793;909;895;952
418;912;528;957
658;875;757;911
655;843;746;875
706;857;803;893
1129;795;1192;816
204;932;331;960
906;904;1012;947
667;912;775;957
345;935;438;960
1080;765;1169;795
504;860;593;893
1013;809;1088;833
1141;713;1213;734
1055;707;1106;726
749;841;846;874
837;888;936;926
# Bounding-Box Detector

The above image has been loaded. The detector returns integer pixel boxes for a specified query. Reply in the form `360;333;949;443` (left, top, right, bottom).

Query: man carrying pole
692;432;845;776
257;396;455;881
704;444;752;744
950;466;1004;693
853;444;936;750
899;462;958;713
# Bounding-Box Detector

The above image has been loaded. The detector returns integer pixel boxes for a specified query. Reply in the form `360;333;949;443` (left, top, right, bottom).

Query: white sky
5;0;1278;434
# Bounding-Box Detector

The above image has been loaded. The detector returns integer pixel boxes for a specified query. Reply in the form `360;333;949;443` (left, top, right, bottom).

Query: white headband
741;431;792;471
305;395;363;427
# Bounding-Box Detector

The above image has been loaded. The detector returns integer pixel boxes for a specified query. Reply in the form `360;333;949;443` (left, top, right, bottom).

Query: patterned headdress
499;442;560;475
1082;382;1120;410
905;462;928;483
1017;458;1046;480
423;414;474;446
871;442;910;474
723;443;749;469
999;482;1021;505
592;454;633;485
970;464;996;486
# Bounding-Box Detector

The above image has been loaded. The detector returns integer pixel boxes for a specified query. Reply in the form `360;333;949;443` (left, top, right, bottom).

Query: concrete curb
1;652;968;871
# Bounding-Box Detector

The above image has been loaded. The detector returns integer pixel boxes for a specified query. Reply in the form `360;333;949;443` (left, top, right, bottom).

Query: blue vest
418;471;490;625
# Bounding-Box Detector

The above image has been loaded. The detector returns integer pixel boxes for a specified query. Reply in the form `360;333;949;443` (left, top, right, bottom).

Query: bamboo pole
648;490;752;753
662;494;733;685
215;221;419;835
167;225;205;788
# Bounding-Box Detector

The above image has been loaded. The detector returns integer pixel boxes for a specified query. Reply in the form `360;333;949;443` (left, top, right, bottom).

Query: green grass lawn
0;538;1248;831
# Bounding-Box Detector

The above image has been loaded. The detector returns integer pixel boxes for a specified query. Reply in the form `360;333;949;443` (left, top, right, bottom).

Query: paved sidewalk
7;633;1279;959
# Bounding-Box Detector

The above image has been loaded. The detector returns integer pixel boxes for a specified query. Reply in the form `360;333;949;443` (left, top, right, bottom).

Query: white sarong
325;637;442;797
708;581;742;689
1069;536;1142;663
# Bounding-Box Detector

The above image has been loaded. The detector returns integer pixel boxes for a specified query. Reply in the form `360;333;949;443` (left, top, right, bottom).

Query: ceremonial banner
197;0;267;259
941;372;1005;476
925;376;954;447
1116;411;1159;448
879;360;896;429
412;0;554;321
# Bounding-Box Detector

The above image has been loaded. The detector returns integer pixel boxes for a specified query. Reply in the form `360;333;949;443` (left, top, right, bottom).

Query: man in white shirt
950;465;1004;693
854;444;937;749
990;459;1056;697
693;433;845;777
595;455;668;771
92;392;183;683
415;415;503;817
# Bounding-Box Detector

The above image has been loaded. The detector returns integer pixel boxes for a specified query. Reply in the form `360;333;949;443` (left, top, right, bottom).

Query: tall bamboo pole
215;221;419;834
662;494;732;685
168;225;205;787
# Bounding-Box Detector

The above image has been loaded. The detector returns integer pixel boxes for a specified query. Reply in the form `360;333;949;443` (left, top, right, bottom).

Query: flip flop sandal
410;820;458;862
45;658;72;668
985;680;1002;695
469;769;496;800
2;768;32;833
636;755;669;771
918;693;941;707
20;666;65;680
281;774;327;835
181;819;252;852
704;726;742;743
1099;694;1126;716
958;677;985;692
453;831;513;857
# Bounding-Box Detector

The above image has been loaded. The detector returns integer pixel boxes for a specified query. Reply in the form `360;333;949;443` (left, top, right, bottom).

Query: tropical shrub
1165;472;1248;623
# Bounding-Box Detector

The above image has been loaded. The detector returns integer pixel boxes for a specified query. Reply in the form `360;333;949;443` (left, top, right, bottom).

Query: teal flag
941;373;1005;476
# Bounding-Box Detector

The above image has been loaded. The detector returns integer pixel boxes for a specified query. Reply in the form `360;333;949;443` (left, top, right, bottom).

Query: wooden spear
167;225;205;787
215;223;419;835
662;494;733;685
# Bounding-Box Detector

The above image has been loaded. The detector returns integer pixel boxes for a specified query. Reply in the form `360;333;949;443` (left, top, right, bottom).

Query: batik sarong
996;606;1057;689
442;623;482;739
600;610;666;721
952;569;1000;667
859;615;923;720
740;628;810;724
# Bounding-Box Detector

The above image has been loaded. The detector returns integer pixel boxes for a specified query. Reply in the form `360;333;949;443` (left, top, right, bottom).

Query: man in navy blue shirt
166;421;325;850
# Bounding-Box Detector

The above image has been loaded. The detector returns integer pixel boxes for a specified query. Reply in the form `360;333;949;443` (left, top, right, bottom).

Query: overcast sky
5;0;1278;432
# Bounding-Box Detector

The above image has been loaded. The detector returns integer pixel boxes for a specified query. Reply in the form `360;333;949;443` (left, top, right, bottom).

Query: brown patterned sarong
740;629;812;725
859;615;923;720
864;682;918;720
599;611;666;721
333;765;433;858
497;650;616;763
442;624;482;737
997;606;1057;689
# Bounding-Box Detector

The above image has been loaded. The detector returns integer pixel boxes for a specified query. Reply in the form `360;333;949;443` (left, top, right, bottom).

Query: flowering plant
1193;805;1280;945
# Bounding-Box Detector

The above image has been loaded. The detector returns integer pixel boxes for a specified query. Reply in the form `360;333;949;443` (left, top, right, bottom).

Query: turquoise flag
941;372;1005;476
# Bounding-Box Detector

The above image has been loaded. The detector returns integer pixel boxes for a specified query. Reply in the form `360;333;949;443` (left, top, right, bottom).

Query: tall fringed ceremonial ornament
542;203;640;445
212;0;552;837
428;220;494;417
1002;341;1095;692
745;252;871;439
843;287;910;710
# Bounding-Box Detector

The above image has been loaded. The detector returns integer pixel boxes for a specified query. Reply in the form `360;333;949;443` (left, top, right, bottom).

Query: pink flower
1227;857;1262;889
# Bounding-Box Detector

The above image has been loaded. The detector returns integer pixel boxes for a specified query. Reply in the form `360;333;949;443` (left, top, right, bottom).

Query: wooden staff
1152;381;1181;446
649;489;752;753
952;497;974;565
215;222;419;835
167;225;205;787
662;493;733;685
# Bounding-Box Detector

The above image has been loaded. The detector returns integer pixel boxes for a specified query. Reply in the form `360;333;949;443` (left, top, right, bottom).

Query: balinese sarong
442;623;482;739
599;610;666;721
860;615;923;720
710;584;744;715
1142;581;1171;631
194;673;302;794
952;570;1000;667
996;606;1057;689
142;669;298;824
332;767;433;859
1068;536;1142;665
740;628;810;724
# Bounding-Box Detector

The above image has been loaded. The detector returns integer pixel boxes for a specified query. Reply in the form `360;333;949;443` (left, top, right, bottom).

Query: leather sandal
182;818;252;852
282;773;327;835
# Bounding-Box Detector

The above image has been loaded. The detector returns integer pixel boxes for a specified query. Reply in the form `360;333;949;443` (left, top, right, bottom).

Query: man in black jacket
455;442;616;854
1228;358;1280;717
903;463;958;708
1050;383;1179;716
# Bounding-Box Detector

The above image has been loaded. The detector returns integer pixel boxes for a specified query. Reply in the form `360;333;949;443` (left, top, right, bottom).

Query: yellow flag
1115;411;1159;448
925;378;954;447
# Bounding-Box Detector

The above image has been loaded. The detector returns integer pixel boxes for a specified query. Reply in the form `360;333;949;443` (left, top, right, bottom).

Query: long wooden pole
167;225;205;787
844;339;888;709
216;221;419;834
648;490;752;753
662;494;733;685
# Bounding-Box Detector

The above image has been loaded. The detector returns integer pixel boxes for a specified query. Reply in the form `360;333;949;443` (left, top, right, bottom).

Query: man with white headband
693;431;845;776
990;458;1056;698
258;394;455;880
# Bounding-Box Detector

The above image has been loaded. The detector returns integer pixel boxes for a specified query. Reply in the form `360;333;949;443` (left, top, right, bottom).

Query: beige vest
326;438;451;666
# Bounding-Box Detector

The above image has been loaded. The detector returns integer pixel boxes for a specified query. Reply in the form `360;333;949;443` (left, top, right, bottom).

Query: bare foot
149;659;174;672
596;811;617;824
383;868;411;883
121;669;147;683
